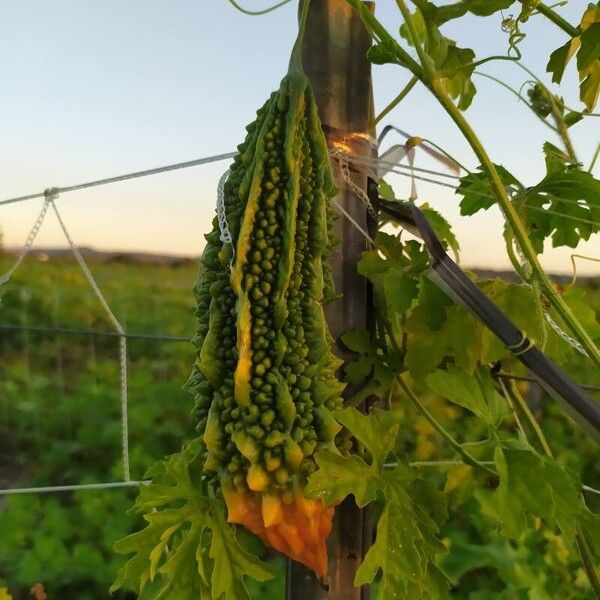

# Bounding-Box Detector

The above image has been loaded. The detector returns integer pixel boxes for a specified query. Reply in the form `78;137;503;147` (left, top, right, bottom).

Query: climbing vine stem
429;85;600;369
396;375;498;480
519;0;579;37
350;0;600;369
374;75;418;126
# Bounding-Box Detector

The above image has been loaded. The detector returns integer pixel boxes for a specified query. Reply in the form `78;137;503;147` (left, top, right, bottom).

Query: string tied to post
216;168;235;271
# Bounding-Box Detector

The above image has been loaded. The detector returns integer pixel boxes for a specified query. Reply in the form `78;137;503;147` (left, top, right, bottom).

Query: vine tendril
227;0;293;16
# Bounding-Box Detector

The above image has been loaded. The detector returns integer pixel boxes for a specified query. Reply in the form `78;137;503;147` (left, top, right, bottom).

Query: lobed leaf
426;366;508;428
493;440;591;543
111;443;274;599
546;3;600;110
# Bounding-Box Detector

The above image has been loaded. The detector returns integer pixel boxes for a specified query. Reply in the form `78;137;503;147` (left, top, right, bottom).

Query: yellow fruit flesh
223;486;334;577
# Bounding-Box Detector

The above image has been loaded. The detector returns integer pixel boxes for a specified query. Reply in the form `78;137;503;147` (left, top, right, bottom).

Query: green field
0;251;598;599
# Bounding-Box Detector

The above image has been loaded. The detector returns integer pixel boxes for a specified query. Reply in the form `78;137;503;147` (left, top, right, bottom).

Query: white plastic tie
216;168;236;271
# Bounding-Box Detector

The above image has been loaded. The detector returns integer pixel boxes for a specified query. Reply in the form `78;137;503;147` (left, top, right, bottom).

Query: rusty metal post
286;1;375;599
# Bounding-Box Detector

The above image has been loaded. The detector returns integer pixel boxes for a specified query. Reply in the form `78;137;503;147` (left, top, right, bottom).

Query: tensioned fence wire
1;143;598;496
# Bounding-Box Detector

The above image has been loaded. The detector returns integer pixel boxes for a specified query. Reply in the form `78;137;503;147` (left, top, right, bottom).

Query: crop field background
0;250;598;599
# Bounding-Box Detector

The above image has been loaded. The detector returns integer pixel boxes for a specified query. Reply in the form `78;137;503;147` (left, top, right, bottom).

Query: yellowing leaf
546;4;600;110
0;587;13;600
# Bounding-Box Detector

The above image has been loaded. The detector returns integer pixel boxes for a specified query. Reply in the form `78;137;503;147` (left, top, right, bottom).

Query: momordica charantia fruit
186;3;344;578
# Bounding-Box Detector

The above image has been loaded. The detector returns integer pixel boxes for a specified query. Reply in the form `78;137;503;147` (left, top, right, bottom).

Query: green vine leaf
563;110;584;127
405;299;480;378
520;147;600;250
400;2;477;109
335;407;400;468
419;203;460;261
357;233;428;337
340;328;371;354
385;269;420;315
354;478;449;600
458;164;522;216
402;274;547;377
341;328;399;387
209;510;274;600
547;3;600;110
478;279;545;362
493;439;600;544
379;179;397;201
307;407;449;600
462;0;516;17
309;451;380;507
426;366;508;427
111;442;274;600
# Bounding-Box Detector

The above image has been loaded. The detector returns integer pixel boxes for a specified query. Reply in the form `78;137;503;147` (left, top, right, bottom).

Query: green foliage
419;203;460;260
4;1;600;598
112;442;274;599
426;367;508;428
458;164;522;216
457;150;600;252
492;439;598;542
547;3;600;111
0;255;288;600
307;408;449;599
334;212;600;597
399;3;477;109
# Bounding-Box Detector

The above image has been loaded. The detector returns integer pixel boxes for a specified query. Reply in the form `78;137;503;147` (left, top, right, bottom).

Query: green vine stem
430;86;600;369
515;61;600;118
395;375;498;479
547;90;579;163
575;534;600;598
519;0;579;37
345;0;600;369
408;0;600;369
500;379;552;455
502;380;600;595
227;0;293;16
589;143;600;172
570;254;600;286
374;75;418;125
474;72;558;132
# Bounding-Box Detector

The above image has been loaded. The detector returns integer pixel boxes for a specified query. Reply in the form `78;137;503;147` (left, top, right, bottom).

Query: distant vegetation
0;251;598;598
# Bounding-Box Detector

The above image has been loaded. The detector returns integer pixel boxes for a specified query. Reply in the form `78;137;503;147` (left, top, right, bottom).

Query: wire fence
1;135;599;497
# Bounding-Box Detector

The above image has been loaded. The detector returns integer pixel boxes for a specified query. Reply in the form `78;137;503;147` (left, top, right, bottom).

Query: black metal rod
379;199;600;440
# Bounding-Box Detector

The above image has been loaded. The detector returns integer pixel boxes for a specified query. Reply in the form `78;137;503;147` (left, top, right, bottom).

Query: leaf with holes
520;153;600;250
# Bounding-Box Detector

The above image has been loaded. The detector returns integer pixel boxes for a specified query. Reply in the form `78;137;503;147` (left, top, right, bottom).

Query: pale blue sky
1;1;598;274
